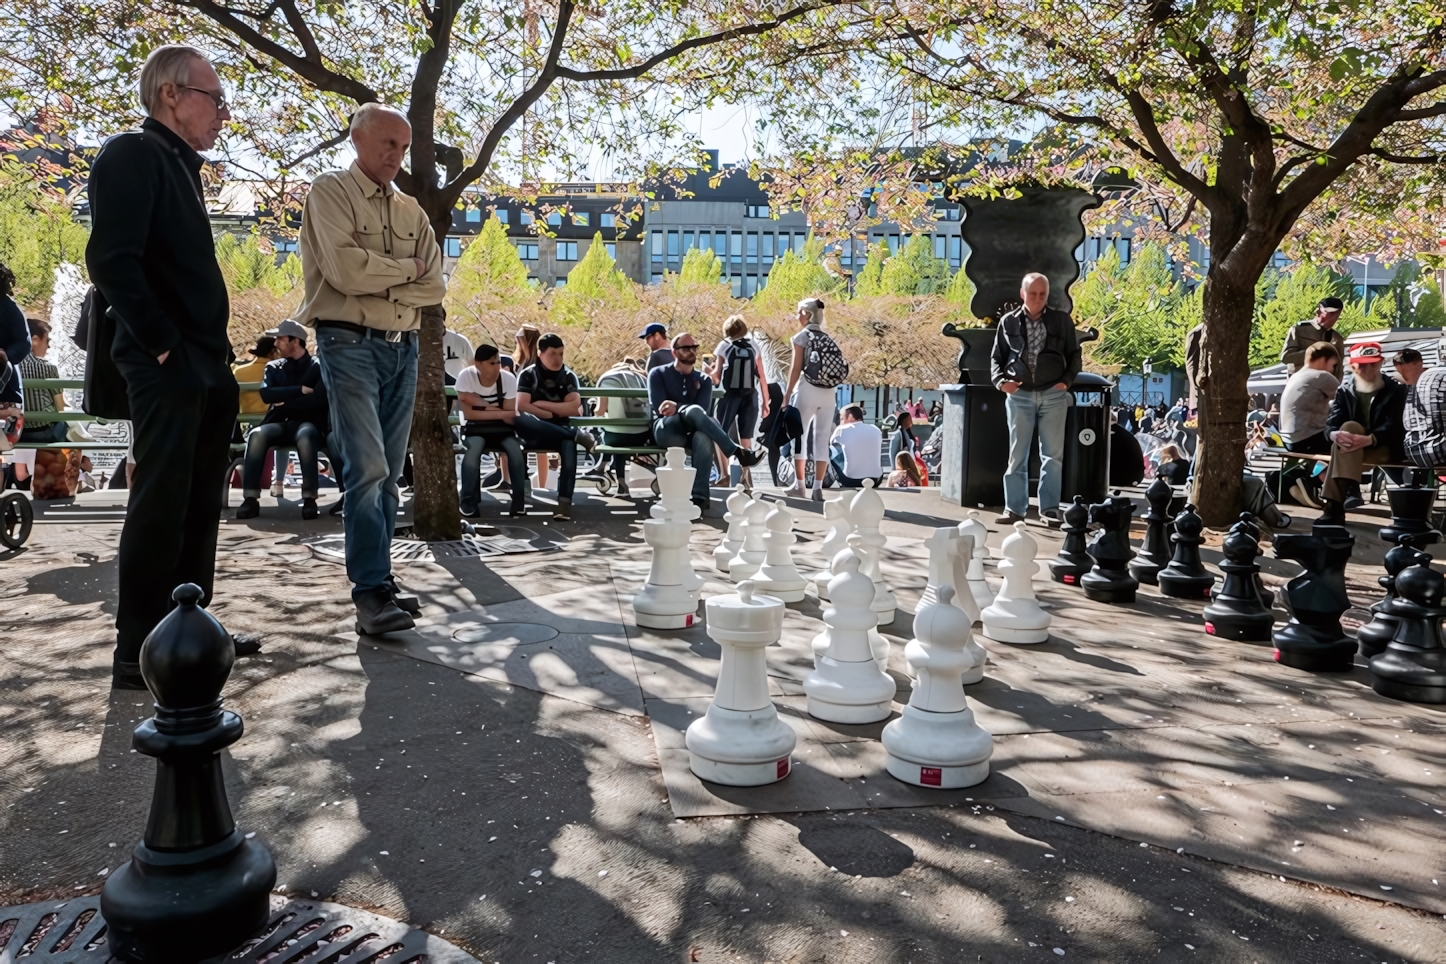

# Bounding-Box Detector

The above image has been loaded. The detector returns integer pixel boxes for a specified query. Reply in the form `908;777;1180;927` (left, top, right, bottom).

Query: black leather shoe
233;632;263;657
573;429;596;454
1315;500;1346;525
112;660;147;690
735;447;764;468
354;587;415;635
302;497;319;520
508;502;527;517
384;575;422;617
692;497;712;514
236;497;260;519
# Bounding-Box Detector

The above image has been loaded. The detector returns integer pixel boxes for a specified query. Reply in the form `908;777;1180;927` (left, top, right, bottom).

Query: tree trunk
410;300;461;542
1191;269;1256;527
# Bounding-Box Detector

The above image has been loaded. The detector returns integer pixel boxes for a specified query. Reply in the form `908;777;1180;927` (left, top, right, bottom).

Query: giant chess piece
1129;477;1174;586
1157;503;1217;600
1048;495;1092;585
883;586;993;788
812;533;890;670
1357;536;1425;659
926;527;986;682
685;580;796;784
850;479;897;626
633;447;703;628
102;585;276;962
755;499;808;602
958;511;994;609
713;488;750;572
1379;467;1441;547
1370;556;1446;704
1081;491;1139;603
944;529;984;627
805;550;898;723
813;491;854;601
1272;525;1356;671
727;496;770;582
1203;513;1275;642
980;522;1052;644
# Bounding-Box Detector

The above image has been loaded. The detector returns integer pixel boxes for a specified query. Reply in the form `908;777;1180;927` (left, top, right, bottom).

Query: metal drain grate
0;896;480;964
305;526;547;564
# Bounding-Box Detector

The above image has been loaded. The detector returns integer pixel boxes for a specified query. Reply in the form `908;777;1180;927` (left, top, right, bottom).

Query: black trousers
243;420;326;498
114;346;236;665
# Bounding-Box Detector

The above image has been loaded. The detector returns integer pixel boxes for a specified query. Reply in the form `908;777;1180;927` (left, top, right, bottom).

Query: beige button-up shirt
296;161;446;332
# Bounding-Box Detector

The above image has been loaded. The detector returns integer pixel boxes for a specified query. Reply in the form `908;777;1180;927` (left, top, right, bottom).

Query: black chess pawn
1203;513;1274;641
1370;557;1446;703
1129;476;1173;586
1272;527;1357;672
1048;495;1092;585
1356;536;1425;659
1157;504;1216;599
1081;491;1139;603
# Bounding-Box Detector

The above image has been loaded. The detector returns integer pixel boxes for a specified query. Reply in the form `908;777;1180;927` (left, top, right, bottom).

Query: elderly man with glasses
85;44;258;690
647;332;763;512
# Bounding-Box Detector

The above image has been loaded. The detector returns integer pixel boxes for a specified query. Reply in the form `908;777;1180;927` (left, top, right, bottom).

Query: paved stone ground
2;484;1445;963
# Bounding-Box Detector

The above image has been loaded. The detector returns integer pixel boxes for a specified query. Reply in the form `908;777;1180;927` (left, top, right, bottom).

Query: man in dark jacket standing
991;272;1081;526
85;45;242;689
237;320;331;521
1319;341;1406;520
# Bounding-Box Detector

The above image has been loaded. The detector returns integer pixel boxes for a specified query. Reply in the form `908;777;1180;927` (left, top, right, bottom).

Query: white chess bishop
980;521;1052;644
804;550;897;724
922;527;987;683
958;511;994;610
882;585;993;788
685;581;796;786
632;447;702;629
812;492;854;601
753;500;807;602
727;496;770;582
849;480;897;625
713;488;750;572
812;534;891;670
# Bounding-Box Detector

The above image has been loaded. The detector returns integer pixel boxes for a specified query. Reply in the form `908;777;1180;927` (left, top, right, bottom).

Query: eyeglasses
182;86;229;113
674;344;698;352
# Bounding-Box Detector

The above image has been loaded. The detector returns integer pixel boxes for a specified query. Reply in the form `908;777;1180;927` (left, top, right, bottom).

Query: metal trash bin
1060;372;1111;505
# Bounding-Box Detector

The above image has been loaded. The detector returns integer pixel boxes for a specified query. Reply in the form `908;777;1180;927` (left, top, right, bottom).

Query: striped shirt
1023;310;1046;376
17;353;58;415
1405;368;1446;467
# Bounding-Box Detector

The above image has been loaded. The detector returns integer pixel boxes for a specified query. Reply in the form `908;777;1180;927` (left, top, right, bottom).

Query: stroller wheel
1;492;33;548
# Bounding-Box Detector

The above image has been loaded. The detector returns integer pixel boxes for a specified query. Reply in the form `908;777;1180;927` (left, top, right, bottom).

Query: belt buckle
385;329;403;343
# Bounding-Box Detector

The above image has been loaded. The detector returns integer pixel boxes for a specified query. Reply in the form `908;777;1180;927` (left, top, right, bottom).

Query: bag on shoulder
803;328;849;389
721;338;757;392
79;286;131;421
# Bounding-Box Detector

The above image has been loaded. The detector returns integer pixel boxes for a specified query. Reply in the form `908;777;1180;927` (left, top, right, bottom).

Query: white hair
1021;272;1050;291
350;102;410;135
797;298;826;326
138;45;207;116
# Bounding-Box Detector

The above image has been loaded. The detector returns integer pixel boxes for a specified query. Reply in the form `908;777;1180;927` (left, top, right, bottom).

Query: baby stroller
0;356;34;548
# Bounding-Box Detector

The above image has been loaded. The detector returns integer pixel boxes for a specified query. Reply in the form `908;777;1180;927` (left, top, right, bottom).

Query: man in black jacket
1319;341;1406;520
990;272;1082;526
237;320;332;520
84;45;242;689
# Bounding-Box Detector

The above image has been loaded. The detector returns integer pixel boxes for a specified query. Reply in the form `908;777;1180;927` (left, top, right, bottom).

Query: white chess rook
686;581;796;786
714;488;750;572
923;527;986;683
958;511;994;610
980;522;1052;644
813;492;854;601
804;550;897;724
849;479;897;626
883;586;993;788
754;500;807;602
632;447;702;629
728;497;770;582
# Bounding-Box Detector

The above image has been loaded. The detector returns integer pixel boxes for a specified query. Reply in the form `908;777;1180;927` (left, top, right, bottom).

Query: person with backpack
784;297;848;501
709;315;769;484
594;356;651;498
456;342;527;518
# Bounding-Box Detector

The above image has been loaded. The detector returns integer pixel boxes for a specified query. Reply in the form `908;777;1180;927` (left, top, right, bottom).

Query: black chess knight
1272;526;1356;672
1081;491;1138;603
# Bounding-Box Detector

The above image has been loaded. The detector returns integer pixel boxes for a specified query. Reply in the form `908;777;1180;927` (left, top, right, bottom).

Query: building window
730;276;743;297
667;230;680;260
683;231;695;253
949;236;962;267
527;276;539;287
517;242;539;260
465;207;481;223
730;232;743;264
742;275;758;296
573;212;589;226
934;235;946;259
1117;238;1131;264
444;237;463;258
545;211;562;226
887;234;900;254
495;209;509;225
746;232;759;265
520;211;534;225
697;233;712;253
762;233;775;263
606;243;617;259
746;204;770;218
601;212;616;228
715;231;728;256
794;232;807;252
651;273;664;285
555;278;567;287
557;241;579;261
275;240;297;253
651;231;663;263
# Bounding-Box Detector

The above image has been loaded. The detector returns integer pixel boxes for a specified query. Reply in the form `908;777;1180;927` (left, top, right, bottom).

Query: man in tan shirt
299;102;445;634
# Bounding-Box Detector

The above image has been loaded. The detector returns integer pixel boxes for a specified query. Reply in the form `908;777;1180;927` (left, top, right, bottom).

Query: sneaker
489;477;512;492
1341;483;1365;511
1290;479;1320;508
735;447;764;468
1315;500;1346;526
812;486;824;502
574;429;597;454
995;510;1024;525
1041;508;1062;528
508;502;527;518
616;480;631;499
553;497;572;521
236;497;260;520
460;504;481;518
692;496;712;514
270;480;284;498
384;575;422;617
301;497;319;520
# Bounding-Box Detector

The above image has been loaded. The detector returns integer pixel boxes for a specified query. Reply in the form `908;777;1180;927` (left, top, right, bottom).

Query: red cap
1349;342;1383;363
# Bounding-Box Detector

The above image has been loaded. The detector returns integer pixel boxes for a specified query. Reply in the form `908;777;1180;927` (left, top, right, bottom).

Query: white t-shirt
454;366;517;420
832;420;883;480
790;324;821;351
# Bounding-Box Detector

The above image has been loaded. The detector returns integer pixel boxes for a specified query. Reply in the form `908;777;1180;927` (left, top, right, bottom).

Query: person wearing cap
1280;297;1346;378
1319;340;1406;519
1393;348;1425;387
640;323;673;370
237;319;332;520
1404;339;1446;469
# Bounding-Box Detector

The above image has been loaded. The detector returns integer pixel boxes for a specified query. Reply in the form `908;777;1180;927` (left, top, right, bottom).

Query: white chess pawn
812;534;890;670
813;493;854;601
980;521;1052;644
804;550;897;724
958;511;993;610
849;480;897;626
754;500;807;602
728;497;771;582
922;527;986;683
685;581;796;786
882;585;993;788
713;488;750;572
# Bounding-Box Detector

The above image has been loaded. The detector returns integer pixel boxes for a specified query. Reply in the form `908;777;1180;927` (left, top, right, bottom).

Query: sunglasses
675;344;698;351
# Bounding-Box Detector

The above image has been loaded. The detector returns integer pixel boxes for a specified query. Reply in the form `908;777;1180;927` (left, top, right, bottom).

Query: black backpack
77;285;131;420
802;328;849;389
721;338;757;392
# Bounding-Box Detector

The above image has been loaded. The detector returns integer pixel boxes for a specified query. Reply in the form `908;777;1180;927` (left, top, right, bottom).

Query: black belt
315;320;418;344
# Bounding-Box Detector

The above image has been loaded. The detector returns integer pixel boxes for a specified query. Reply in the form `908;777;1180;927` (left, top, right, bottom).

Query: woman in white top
784;298;839;500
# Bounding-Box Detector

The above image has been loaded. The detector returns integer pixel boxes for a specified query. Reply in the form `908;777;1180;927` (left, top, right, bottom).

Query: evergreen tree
445;216;534;327
549;231;639;327
673;246;724;290
852;242;888;297
754;236;840;312
1249;264;1356;368
879;234;950;295
214;231;303;295
1385;262;1446;328
942;261;978;320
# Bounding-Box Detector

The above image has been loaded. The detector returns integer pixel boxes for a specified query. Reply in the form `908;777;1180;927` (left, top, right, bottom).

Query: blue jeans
1004;386;1071;517
316;327;417;597
513;412;580;499
460;430;525;511
653;404;736;500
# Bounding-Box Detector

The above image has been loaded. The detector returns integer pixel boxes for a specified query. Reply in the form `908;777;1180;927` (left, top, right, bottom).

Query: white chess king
632;447;702;628
849;480;897;625
980;521;1052;644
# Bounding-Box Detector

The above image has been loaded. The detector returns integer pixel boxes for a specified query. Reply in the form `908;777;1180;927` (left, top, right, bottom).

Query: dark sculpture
1272;526;1357;672
1356;536;1425;659
1203;513;1275;642
102;584;276;962
1081;491;1138;603
1157;504;1216;599
1370;556;1446;703
1048;495;1092;584
1128;476;1173;586
1379;468;1440;546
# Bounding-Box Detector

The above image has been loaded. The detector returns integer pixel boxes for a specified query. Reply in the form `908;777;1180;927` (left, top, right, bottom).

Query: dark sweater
0;295;27;405
259;351;329;428
1326;374;1407;462
84;117;230;369
648;364;714;417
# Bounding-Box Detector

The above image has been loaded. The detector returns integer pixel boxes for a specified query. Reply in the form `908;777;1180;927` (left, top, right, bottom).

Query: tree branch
1120;89;1215;201
406;0;461;196
1369;147;1446;164
277;0;322;63
1397;101;1446;121
280;125;351;169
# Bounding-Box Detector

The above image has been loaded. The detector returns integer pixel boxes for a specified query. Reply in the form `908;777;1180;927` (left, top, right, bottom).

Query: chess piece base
689;754;793;786
633;604;699;629
755;574;807;602
713;547;734;572
1080;571;1138;603
806;695;894;723
1158;571;1215;599
980;624;1049;644
884;756;990;789
685;704;796;786
804;653;896;723
881;706;992;789
1203;611;1274;642
1369;648;1446;704
1273;631;1355;672
1356;615;1398;659
873;603;897;626
1048;560;1089;584
1127;558;1164;586
960;664;984;685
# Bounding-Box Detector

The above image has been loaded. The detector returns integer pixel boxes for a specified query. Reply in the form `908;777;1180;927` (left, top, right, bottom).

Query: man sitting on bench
238;320;332;520
1319;341;1406;522
648;331;762;513
457;343;527;518
515;332;595;522
1406;339;1446;469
